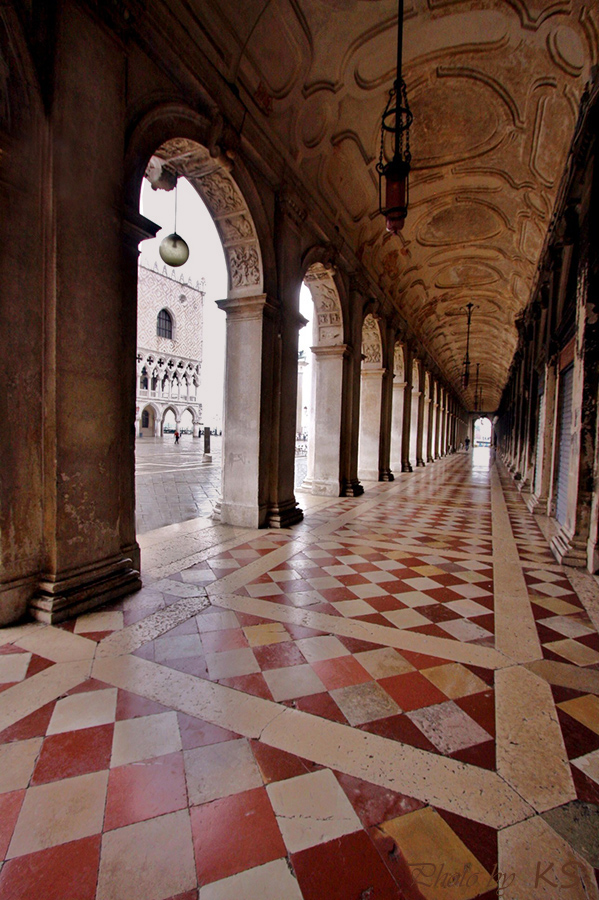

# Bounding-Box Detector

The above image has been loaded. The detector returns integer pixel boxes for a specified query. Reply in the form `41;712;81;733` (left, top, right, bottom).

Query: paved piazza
2;451;599;899
135;436;308;535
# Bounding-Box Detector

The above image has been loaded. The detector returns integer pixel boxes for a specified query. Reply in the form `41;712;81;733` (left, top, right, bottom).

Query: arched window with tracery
157;309;173;339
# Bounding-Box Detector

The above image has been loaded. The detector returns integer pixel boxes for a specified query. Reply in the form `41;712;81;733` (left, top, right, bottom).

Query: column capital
216;294;278;321
310;343;351;359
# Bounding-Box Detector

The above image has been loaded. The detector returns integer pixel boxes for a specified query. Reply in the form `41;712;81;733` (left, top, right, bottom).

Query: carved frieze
362;314;382;364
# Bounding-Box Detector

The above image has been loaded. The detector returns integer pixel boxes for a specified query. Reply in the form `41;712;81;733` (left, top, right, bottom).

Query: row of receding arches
134;133;470;527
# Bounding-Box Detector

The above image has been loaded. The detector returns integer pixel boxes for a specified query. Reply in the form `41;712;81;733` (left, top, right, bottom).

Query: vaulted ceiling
187;0;596;410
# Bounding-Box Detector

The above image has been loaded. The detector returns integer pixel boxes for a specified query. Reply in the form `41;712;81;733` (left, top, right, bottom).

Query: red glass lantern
377;1;412;233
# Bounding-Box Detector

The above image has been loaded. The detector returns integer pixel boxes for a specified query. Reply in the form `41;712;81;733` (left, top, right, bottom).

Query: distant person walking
465;437;471;451
174;430;180;444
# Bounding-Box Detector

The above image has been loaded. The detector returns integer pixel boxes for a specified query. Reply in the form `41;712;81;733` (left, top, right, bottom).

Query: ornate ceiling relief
304;263;344;346
153;139;263;298
188;1;596;407
362;313;383;365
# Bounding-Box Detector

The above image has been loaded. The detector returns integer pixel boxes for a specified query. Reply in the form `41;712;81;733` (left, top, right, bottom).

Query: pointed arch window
157;309;173;339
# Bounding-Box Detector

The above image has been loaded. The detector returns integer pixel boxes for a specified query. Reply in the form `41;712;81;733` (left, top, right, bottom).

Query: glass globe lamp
159;233;189;267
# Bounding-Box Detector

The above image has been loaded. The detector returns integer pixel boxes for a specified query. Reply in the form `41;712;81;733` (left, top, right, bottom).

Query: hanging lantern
158;178;189;267
462;302;474;390
159;233;189;267
376;0;412;234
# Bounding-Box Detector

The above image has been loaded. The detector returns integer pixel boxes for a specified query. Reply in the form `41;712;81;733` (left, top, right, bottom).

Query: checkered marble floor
1;450;599;899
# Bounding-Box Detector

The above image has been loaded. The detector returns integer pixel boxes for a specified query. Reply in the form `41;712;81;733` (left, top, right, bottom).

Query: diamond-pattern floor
1;450;599;898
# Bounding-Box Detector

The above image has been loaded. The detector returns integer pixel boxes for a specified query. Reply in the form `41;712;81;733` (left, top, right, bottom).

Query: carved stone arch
183;406;200;424
303;262;344;347
141;402;160;419
124;106;265;299
412;358;421;392
393;342;406;381
362;314;382;365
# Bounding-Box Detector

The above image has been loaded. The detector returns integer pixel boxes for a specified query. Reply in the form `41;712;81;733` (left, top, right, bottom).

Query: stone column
426;388;435;463
358;367;385;481
340;283;364;496
296;354;308;435
401;346;413;472
390;379;407;472
29;5;149;623
434;383;442;459
378;325;395;482
302;344;349;495
416;363;426;466
215;294;279;528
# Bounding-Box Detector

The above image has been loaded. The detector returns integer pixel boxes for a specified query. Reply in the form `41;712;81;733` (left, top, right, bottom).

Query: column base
427;455;434;463
299;478;341;497
358;468;380;481
341;478;364;497
0;575;36;626
416;458;426;467
267;499;304;528
551;527;588;568
203;454;213;463
379;470;394;482
401;461;413;473
29;555;141;624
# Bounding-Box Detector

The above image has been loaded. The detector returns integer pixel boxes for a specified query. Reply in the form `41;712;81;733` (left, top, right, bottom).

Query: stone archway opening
297;263;346;496
474;416;492;447
132;131;268;535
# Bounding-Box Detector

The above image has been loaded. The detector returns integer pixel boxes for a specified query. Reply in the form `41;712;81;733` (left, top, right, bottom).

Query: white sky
139;177;228;427
140;176;315;431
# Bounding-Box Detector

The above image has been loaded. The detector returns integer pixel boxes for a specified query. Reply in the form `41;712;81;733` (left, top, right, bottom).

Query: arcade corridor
1;451;598;899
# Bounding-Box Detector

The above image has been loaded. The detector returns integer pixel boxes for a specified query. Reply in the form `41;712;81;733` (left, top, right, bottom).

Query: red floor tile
455;690;496;736
284;623;325;640
234;611;267;627
311;656;372;690
451;739;496;771
337;635;382;654
32;724;114;785
291;692;349;724
250;740;311;783
219;672;274;700
116;688;172;720
399;649;449;670
0;789;25;858
25;656;55;678
66;678;115;695
360;714;438;752
557;709;599;760
317;586;356;602
200;628;248;653
437;807;498;874
571;765;599;805
177;712;240;750
334;771;424;827
104;751;187;830
0;701;56;744
253;640;307;670
0;835;101;900
464;663;495;687
360;613;397;628
191;786;285;886
379;671;448;711
418;603;462;623
368;595;407;613
292;830;403;900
